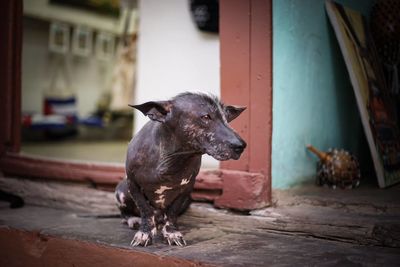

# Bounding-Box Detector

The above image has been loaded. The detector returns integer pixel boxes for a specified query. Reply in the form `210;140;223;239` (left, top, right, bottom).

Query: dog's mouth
199;137;246;161
206;150;243;161
230;152;242;160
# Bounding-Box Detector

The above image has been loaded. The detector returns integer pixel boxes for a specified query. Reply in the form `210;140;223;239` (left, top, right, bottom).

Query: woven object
307;145;361;189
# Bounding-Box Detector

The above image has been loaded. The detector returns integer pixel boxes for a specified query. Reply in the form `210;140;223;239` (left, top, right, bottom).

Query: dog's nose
229;140;246;154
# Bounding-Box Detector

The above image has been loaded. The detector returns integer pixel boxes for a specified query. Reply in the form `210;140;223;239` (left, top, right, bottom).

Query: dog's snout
229;139;246;154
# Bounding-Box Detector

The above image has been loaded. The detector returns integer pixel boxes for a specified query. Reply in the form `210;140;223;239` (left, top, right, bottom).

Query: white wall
135;0;220;168
22;18;115;118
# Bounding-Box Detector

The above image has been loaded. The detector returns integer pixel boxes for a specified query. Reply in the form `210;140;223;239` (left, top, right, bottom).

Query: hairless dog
115;92;246;246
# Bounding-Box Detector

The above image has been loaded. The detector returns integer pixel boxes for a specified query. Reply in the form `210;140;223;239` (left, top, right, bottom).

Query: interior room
20;0;137;163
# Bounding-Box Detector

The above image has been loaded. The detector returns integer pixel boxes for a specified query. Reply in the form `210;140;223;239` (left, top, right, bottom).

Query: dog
115;92;246;246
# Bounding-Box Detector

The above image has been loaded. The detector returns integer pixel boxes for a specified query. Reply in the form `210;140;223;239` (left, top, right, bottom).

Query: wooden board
1;196;400;266
1;176;399;249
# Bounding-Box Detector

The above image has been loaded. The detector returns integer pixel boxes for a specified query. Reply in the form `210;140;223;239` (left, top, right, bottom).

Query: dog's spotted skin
115;92;246;246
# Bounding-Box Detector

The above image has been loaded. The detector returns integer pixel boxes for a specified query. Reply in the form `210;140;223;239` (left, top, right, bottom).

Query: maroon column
220;0;272;204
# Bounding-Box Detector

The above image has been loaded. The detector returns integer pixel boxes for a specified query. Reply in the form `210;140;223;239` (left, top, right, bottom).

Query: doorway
21;0;137;163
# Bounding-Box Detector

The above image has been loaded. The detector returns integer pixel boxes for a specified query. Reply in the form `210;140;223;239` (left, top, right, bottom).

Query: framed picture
72;26;93;57
49;22;70;54
95;32;115;61
326;1;400;188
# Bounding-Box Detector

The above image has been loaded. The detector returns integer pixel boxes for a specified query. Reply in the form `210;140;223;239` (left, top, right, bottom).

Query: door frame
220;0;273;203
0;0;272;210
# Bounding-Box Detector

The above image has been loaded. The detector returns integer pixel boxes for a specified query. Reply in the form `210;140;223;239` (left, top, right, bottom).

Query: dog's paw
130;230;153;247
162;229;186;246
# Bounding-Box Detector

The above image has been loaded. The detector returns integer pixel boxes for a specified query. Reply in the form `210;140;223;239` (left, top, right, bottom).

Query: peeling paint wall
272;0;374;188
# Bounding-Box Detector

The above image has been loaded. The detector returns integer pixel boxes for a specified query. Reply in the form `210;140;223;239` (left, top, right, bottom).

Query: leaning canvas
326;0;400;187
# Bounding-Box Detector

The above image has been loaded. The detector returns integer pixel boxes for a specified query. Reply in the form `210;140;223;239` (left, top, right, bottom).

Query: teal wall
272;0;373;188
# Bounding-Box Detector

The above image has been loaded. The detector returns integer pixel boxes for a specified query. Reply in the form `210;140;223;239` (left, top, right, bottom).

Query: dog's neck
157;123;202;157
155;123;202;177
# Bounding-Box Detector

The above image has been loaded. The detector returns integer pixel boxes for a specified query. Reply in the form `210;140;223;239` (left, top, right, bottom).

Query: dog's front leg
162;194;191;246
128;180;157;247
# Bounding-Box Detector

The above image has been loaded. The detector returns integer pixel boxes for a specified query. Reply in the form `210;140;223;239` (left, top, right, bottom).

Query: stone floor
1;183;400;266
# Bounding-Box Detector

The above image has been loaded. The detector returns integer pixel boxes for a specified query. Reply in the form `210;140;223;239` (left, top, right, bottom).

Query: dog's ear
224;105;246;123
129;101;171;123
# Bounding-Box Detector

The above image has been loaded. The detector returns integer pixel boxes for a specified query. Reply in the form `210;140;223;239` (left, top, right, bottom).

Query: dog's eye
201;114;211;121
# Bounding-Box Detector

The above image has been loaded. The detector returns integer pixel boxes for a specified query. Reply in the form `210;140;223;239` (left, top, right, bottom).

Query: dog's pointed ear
129;101;172;123
224;105;246;123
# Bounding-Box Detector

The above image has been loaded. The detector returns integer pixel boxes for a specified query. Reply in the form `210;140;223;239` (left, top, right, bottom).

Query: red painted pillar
220;0;251;172
220;0;272;204
0;0;22;154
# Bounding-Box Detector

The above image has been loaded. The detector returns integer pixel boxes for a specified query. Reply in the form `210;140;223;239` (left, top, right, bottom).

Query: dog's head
131;92;246;161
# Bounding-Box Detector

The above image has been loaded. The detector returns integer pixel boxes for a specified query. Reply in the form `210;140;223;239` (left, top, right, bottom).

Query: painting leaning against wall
326;0;400;188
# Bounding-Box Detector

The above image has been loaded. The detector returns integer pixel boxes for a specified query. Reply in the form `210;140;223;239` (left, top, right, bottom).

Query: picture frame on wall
95;31;115;61
49;21;70;54
72;26;93;57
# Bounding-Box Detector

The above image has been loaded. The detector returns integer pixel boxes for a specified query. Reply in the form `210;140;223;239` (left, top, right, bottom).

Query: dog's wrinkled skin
115;92;246;247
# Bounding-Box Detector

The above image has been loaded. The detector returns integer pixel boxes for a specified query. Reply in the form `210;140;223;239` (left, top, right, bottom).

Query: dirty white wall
135;0;220;168
22;18;114;118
